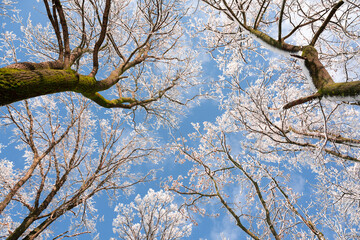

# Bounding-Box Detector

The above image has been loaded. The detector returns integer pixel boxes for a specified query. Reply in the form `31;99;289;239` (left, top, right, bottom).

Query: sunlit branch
324;148;360;162
83;77;177;109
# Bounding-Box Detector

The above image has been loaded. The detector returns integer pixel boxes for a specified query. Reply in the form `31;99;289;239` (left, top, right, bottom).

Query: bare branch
43;0;64;60
89;0;111;77
283;92;322;109
310;1;344;46
278;0;286;41
53;0;71;67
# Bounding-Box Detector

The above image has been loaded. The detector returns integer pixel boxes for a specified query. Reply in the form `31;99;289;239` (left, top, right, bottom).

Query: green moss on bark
318;81;360;97
249;28;302;52
302;45;335;89
0;68;97;106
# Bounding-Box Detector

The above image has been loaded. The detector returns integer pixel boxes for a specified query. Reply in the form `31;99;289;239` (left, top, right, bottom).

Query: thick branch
0;37;150;107
283;92;321;109
53;0;71;67
89;0;111;77
288;127;360;146
43;0;64;60
286;45;360;109
301;45;335;89
253;0;268;30
310;1;344;46
3;61;64;70
0;68;83;106
207;0;357;109
0;59;171;109
223;143;280;240
318;81;360;98
81;92;137;108
278;0;286;41
3;46;86;71
249;27;302;53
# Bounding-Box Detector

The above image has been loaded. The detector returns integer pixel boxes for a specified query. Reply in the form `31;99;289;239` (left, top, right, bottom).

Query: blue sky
0;1;332;239
0;1;230;239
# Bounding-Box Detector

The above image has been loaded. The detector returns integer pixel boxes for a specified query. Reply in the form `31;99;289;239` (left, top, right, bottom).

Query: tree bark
283;46;360;109
301;45;335;89
0;68;99;106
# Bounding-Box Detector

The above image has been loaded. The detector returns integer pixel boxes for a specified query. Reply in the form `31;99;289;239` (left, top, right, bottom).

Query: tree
0;0;199;238
0;94;161;239
166;0;360;239
0;0;17;17
2;0;360;239
112;189;192;240
0;0;200;112
169;124;331;239
200;0;360;108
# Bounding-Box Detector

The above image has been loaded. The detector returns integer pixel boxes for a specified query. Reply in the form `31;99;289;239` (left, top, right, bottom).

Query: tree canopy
1;0;360;239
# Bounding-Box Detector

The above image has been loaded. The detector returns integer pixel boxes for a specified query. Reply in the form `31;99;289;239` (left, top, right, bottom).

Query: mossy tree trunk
0;51;156;109
0;0;161;109
217;0;360;109
0;68;88;106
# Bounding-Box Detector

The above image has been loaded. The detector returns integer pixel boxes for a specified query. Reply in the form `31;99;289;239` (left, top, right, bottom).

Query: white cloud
210;214;243;240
